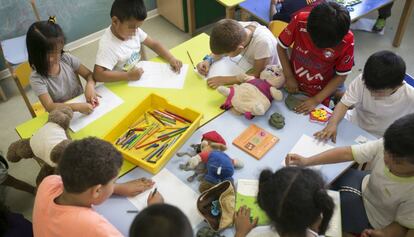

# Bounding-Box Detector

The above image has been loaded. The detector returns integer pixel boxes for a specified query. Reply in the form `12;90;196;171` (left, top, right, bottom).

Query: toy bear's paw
217;86;230;96
253;104;266;116
270;87;283;101
233;159;244;169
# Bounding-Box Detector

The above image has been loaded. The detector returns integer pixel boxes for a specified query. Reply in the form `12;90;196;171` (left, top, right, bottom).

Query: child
0;153;35;195
129;203;193;237
32;137;155;237
27;18;99;115
270;0;318;23
196;19;279;88
234;167;335;237
93;0;182;82
314;51;414;141
286;113;414;236
278;1;353;114
373;3;394;32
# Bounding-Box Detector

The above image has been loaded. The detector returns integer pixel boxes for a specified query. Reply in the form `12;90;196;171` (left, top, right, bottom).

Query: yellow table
15;33;225;176
216;0;246;18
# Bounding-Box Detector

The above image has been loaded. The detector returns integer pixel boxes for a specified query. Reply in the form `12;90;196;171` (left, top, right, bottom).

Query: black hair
58;137;123;193
362;50;406;90
257;167;334;236
384;113;414;164
26;20;65;78
307;1;350;48
110;0;147;22
129;204;193;237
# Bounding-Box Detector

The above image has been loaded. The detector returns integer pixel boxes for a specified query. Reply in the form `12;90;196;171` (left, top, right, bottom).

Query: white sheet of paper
350;18;385;35
69;85;123;132
282;134;334;169
197;56;249;80
127;169;203;228
128;61;189;89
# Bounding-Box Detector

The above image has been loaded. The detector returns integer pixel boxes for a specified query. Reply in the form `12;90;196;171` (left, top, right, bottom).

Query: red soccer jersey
278;12;354;101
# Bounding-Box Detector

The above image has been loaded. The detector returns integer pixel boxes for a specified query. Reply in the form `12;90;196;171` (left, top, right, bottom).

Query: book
236;179;270;226
233;124;279;160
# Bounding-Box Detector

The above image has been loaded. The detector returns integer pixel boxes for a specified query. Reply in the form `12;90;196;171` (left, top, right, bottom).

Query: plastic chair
268;20;288;38
404;74;414;87
13;62;45;118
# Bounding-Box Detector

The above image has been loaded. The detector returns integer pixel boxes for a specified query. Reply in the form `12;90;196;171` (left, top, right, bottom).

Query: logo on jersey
323;49;334;59
294;63;324;82
295;46;309;55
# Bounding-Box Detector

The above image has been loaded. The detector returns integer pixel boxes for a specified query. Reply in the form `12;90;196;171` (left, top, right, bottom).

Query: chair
268;20;288;38
13;62;45;118
404;74;414;87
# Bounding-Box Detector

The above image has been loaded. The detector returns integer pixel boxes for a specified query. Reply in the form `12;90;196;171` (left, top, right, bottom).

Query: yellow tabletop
216;0;245;7
15;33;224;176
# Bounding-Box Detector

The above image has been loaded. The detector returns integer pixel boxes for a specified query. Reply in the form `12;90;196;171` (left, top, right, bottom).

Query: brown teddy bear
7;107;73;185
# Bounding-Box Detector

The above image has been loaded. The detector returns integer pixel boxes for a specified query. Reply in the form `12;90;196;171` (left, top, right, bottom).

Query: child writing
196;19;279;88
286;114;414;237
278;1;354;114
314;51;414;142
93;0;182;82
32;137;155;237
28;17;99;115
234;167;335;237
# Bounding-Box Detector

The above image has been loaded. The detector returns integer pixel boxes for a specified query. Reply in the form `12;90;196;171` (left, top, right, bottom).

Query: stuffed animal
7;107;73;185
217;64;286;119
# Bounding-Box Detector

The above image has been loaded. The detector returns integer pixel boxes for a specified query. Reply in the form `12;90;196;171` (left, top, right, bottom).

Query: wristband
203;55;214;65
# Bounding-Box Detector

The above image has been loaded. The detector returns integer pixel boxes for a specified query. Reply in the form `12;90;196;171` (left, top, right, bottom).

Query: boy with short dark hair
197;19;279;88
94;0;182;82
314;51;414;141
278;1;354;114
129;204;193;237
286;113;414;236
33;137;154;237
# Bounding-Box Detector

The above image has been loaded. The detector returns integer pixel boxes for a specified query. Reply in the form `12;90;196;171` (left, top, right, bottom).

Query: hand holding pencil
147;188;164;205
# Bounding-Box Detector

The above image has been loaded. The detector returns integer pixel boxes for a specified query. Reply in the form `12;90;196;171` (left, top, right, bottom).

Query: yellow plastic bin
103;94;202;174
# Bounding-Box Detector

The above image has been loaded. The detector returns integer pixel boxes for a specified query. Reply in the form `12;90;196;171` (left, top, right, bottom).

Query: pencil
148;111;166;126
186;50;196;69
151;188;158;198
135;131;183;149
126;210;139;213
157;127;188;139
164;110;192;123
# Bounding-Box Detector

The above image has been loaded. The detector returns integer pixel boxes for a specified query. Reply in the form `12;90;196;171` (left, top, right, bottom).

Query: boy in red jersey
277;1;353;113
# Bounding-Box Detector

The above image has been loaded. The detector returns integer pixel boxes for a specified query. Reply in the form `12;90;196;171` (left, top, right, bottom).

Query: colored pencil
129;117;145;128
186;50;196;69
133;126;160;148
148;111;166;126
135;131;183;149
164;110;192;123
121;134;137;148
157;127;188;139
154;110;176;121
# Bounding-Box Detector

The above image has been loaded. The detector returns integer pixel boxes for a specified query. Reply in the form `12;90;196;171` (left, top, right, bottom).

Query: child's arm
93;65;144;82
270;0;278;20
197;54;224;76
277;44;298;93
38;93;93;115
361;222;409;237
113;177;154;197
295;74;347;114
285;146;353;167
313;102;349;143
142;36;182;72
250;57;271;78
76;64;100;107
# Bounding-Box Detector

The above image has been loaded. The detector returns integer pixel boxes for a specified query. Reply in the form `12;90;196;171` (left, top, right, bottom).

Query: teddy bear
7;107;73;185
177;131;243;192
217;64;286;119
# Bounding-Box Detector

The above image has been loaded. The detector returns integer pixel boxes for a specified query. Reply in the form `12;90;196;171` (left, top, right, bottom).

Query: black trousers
378;2;394;19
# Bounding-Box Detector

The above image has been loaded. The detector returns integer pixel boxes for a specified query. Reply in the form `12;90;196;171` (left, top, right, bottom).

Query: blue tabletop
94;94;376;236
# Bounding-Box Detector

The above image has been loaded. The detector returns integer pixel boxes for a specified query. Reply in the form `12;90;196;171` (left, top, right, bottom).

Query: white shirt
237;21;280;68
352;139;414;229
341;74;414;137
95;26;148;71
30;122;68;167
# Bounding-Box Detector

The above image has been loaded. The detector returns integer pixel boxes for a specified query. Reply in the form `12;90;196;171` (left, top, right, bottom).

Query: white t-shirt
341;74;414;137
30;122;68;167
352;139;414;229
95;26;148;71
236;21;279;68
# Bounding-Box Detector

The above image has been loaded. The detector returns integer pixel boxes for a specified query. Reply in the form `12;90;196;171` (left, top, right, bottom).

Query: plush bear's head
48;107;73;130
260;64;285;88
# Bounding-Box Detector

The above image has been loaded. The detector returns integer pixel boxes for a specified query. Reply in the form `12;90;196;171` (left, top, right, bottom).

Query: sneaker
372;18;386;32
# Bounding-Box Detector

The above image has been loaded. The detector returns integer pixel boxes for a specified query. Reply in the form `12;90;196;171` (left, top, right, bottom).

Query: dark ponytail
314;189;335;234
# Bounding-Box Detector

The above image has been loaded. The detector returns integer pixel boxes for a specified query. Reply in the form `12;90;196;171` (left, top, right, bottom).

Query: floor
0;2;413;220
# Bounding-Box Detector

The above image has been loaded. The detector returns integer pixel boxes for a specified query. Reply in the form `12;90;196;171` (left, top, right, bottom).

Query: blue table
94;94;376;236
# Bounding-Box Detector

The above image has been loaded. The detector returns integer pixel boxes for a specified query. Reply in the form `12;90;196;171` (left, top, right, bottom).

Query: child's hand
147;190;164;206
234;206;258;237
127;67;144;81
197;60;210;76
294;97;318;114
285;153;308;166
77;103;94;115
314;123;338;143
169;57;183;73
271;0;283;4
114;178;154;197
285;76;299;94
361;229;386;237
84;85;101;108
207;76;225;89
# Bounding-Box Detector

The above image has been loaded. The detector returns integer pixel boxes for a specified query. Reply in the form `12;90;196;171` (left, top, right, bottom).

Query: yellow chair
13;62;45;118
269;20;289;38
